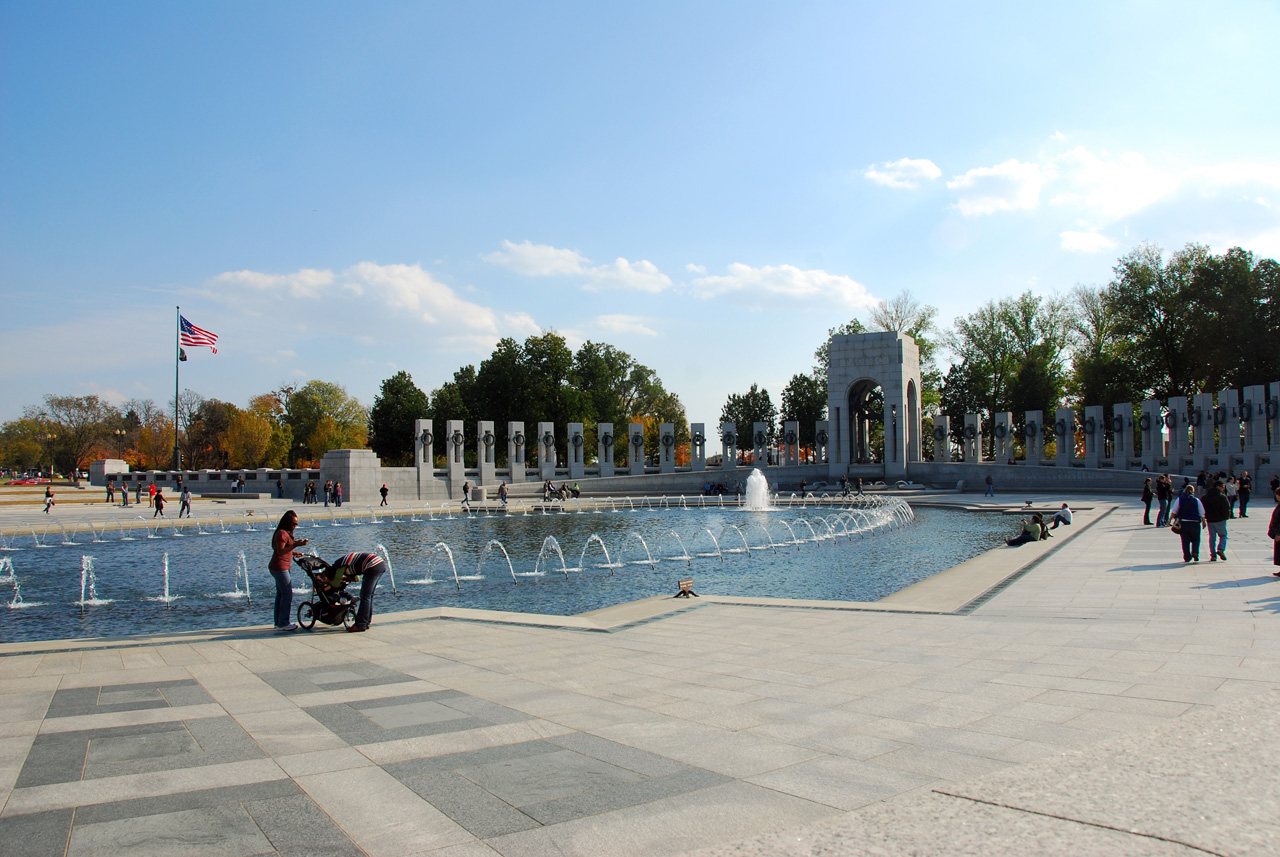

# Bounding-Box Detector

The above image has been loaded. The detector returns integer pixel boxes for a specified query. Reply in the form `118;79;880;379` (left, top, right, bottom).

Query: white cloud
584;258;673;293
594;314;658;337
690;263;877;310
212;267;334;298
482;239;588;276
947;159;1051;216
1059;230;1118;254
502;312;542;337
686;263;707;274
1054;147;1176;219
864;157;942;190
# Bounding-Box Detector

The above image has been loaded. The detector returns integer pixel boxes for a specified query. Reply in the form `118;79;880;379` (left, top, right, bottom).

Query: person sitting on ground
570;483;580;499
1049;502;1072;530
1006;514;1043;547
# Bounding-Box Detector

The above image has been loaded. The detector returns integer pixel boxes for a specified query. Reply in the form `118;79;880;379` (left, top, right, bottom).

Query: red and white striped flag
179;315;219;354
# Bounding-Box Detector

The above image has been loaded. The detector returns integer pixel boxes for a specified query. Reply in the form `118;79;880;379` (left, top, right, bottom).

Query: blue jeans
269;569;293;627
1156;498;1170;527
1207;520;1227;556
354;567;384;628
984;483;994;496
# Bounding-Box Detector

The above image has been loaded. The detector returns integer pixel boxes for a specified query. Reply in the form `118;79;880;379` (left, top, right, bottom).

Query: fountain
77;556;112;610
146;553;183;606
744;469;772;511
374;544;400;595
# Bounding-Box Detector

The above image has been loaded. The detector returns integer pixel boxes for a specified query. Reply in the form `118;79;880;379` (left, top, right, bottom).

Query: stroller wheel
342;607;356;631
297;602;316;630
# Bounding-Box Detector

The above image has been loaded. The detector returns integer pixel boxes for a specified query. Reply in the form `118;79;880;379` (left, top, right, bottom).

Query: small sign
674;577;698;598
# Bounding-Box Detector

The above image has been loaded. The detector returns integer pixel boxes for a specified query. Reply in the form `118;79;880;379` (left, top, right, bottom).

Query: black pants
1143;498;1152;524
1179;522;1201;561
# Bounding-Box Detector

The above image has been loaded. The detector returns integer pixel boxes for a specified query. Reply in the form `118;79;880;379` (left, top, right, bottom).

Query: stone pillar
932;415;951;462
814;421;830;465
690;423;706;471
721;422;737;470
477;421;496;485
414;418;437;499
1082;405;1104;468
752;422;769;467
1190;392;1214;469
659;423;676;473
629;422;645;476
1111;404;1133;467
1166;396;1189;467
1271;383;1280;454
446;420;465;496
1023;411;1043;464
992;412;1013;462
320;448;381;504
597;423;615;478
507;422;526;484
1139;400;1163;469
1241;387;1267;474
567;422;586;479
963;413;981;462
1216;389;1240;466
782;421;799;466
538;422;556;482
1054;408;1075;466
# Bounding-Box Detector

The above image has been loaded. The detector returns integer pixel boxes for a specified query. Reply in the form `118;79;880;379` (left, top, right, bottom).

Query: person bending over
325;551;387;632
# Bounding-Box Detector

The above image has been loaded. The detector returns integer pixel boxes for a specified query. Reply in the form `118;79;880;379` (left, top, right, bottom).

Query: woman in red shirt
269;510;309;631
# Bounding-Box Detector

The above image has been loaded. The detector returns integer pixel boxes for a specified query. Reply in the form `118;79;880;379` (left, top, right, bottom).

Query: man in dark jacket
1202;481;1231;562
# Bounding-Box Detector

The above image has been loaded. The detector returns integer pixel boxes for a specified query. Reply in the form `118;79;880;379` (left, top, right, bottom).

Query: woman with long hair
269;510;309;631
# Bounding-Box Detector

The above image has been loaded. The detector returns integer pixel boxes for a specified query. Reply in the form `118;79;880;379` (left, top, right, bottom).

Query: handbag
1170;517;1181;535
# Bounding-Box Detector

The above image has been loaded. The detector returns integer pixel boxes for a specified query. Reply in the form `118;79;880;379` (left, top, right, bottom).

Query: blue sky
3;2;1278;425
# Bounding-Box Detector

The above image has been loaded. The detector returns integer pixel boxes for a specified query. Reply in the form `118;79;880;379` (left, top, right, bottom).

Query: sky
3;2;1279;426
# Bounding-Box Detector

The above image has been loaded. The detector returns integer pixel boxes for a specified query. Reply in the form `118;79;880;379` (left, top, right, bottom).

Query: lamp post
44;433;57;479
114;428;127;459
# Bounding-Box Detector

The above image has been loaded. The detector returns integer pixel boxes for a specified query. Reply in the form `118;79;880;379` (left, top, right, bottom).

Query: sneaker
1209;555;1217;561
1219;552;1227;561
1192;556;1199;562
275;623;298;632
347;625;368;633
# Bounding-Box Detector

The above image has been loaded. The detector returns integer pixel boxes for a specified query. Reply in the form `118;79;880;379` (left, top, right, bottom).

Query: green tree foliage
286;381;368;463
24;394;116;476
368;371;430;466
779;373;826;448
0;418;48;471
719;384;777;452
185;398;240;469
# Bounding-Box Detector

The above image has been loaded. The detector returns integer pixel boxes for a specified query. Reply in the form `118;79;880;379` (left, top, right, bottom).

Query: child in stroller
293;554;359;630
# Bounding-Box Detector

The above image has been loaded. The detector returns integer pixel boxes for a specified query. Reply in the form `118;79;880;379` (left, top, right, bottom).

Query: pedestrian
121;482;130;507
379;484;389;506
984;473;994;497
179;485;192;518
462;481;471;509
856;477;864;496
135;481;143;505
1155;474;1172;527
153;489;166;518
1269;489;1280;575
334;482;343;507
800;479;807;499
1141;478;1154;525
1239;471;1252;518
323;551;386;632
499;481;508;506
148;482;156;508
324;479;332;508
43;487;55;514
1271;474;1278;501
268;510;309;632
1203;481;1230;562
1170;484;1205;563
1225;476;1238;518
106;479;115;504
1049;502;1072;530
276;477;285;499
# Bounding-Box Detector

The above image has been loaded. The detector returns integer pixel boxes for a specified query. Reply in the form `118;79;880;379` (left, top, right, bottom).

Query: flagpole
174;306;181;471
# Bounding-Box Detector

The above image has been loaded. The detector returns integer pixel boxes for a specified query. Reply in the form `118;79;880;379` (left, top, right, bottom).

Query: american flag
179;315;219;354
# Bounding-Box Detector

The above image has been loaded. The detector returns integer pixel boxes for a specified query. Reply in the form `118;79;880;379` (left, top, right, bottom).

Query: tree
0;418;47;471
225;410;273;468
1067;284;1143;409
779;373;826;450
286;381;368;463
26;394;116;477
368;371;430;466
247;391;292;468
869;289;943;416
427;366;477;464
185;398;239;469
719;384;777;453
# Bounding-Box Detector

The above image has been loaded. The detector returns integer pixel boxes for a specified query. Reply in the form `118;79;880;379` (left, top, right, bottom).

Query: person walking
1271;474;1279;501
1141;478;1154;525
498;481;508;506
461;481;471;509
43;487;55;514
379;484;389;506
1203;481;1230;562
1170;484;1205;563
1269;489;1280;575
276;477;285;499
1155;475;1172;527
120;482;130;507
1225;476;1238;518
148;482;156;508
1239;471;1252;518
106;479;115;504
135;481;143;505
334;482;343;507
324;479;332;508
984;473;995;497
153;489;166;518
268;510;309;631
178;485;192;518
855;477;864;496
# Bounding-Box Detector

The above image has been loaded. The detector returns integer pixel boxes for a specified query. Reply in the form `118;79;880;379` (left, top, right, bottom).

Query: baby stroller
293;554;358;631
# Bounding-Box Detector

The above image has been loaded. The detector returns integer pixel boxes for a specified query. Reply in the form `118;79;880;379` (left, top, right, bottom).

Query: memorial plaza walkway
1;492;1278;856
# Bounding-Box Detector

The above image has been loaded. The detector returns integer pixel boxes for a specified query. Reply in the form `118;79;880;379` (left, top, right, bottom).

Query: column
659;423;675;473
1082;405;1104;468
690;423;706;471
992;412;1012;462
1166;396;1189;467
1139;400;1163;470
597;422;615;477
538;422;556;482
629;422;645;476
783;421;799;466
413;418;437;500
1217;388;1240;468
1023;410;1043;464
1191;392;1215;469
507;422;526;484
814;421;830;465
1271;383;1280;454
567;422;586;479
477;421;496;485
963;413;982;462
445;420;465;497
1054;407;1075;466
721;422;737;470
932;415;951;462
1111;403;1133;467
752;422;769;468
